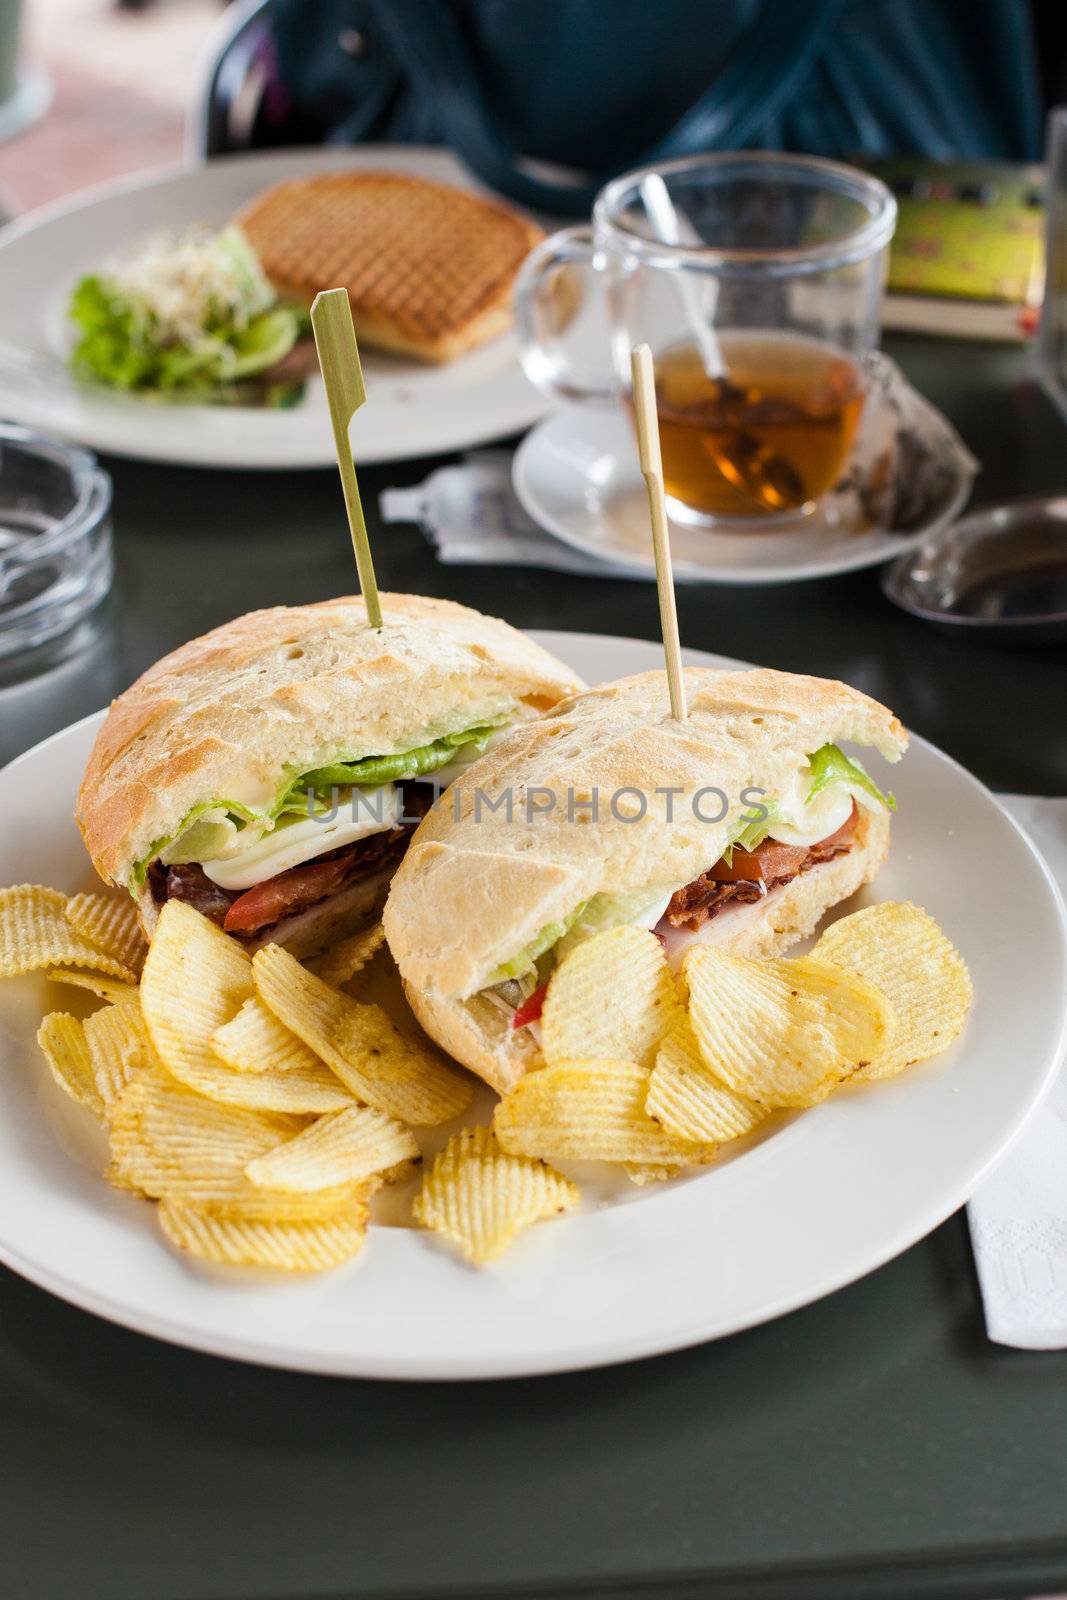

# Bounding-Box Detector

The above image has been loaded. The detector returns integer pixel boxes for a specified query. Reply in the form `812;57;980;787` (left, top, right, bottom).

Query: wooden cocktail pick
310;288;383;629
630;342;688;721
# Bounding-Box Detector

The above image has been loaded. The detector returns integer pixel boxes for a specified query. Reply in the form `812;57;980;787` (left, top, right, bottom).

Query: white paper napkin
968;795;1067;1349
380;452;644;577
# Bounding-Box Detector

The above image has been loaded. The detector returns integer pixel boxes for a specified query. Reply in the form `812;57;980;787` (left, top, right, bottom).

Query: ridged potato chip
107;1064;359;1219
413;1125;578;1264
245;1105;418;1193
211;997;323;1075
141;899;252;1071
684;947;894;1108
65;892;147;976
157;1195;370;1271
45;968;138;1003
317;923;386;988
84;996;151;1108
494;1058;718;1167
160;1054;355;1114
1;885;137;981
813;901;973;1081
108;1063;296;1183
541;926;680;1069
37;1012;103;1115
254;943;472;1125
647;1013;768;1144
141;904;353;1112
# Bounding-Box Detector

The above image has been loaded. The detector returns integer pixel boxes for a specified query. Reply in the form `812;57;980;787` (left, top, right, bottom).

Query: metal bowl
882;495;1067;642
0;423;113;659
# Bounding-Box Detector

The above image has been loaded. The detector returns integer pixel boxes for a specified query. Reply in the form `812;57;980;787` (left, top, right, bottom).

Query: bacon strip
665;803;859;931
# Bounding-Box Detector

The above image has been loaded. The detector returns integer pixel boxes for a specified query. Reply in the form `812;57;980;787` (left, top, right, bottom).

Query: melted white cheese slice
767;784;856;848
200;784;401;891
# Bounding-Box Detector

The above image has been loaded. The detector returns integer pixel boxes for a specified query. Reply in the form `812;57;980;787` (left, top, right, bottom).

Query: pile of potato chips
494;905;973;1187
1;882;972;1273
3;887;474;1268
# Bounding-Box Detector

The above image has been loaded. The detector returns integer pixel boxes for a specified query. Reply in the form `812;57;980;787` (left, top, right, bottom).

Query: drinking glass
515;152;896;527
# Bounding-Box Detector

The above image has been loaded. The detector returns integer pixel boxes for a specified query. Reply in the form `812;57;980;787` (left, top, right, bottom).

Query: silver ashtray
0;424;113;659
882;496;1067;642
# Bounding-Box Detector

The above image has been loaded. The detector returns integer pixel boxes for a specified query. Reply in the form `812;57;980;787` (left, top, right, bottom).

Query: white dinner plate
513;410;974;585
0;631;1063;1380
0;147;550;469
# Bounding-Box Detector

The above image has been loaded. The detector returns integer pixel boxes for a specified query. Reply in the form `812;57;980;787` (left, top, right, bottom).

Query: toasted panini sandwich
384;668;905;1091
235;171;543;364
77;595;582;956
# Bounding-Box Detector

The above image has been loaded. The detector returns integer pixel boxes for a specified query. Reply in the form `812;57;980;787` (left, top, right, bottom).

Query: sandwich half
384;668;906;1092
77;594;583;956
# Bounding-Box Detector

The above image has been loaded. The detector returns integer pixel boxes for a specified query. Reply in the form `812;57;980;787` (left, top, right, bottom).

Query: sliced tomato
710;802;859;884
512;982;548;1030
223;853;353;935
710;840;809;883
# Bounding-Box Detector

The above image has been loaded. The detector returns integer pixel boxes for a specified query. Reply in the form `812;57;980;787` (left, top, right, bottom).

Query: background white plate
514;410;974;585
0;632;1063;1380
0;147;550;469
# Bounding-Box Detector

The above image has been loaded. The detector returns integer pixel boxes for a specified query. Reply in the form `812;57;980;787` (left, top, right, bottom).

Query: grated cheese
103;226;275;347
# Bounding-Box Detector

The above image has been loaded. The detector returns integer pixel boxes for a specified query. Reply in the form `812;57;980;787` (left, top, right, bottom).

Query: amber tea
641;333;865;522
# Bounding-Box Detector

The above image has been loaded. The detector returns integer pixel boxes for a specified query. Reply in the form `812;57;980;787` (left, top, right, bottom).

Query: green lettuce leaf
69;275;156;391
284;725;499;807
806;744;895;812
68;275;299;395
131;799;259;889
719;798;780;865
228;307;301;378
487;901;589;985
555;884;676;960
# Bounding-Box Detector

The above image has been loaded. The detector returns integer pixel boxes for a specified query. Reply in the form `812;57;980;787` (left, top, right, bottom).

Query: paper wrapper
823;352;977;534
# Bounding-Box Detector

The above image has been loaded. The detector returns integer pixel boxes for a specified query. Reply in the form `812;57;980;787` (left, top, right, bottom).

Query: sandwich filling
482;744;894;1029
141;722;503;942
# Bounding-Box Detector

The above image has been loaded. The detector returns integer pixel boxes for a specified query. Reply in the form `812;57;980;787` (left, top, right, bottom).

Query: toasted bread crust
77;594;583;891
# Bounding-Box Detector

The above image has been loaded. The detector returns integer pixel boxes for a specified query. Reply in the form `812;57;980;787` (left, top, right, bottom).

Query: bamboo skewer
630;343;688;721
310;288;383;629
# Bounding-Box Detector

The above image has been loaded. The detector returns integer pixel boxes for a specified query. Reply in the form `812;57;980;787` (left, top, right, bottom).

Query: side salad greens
69;227;307;406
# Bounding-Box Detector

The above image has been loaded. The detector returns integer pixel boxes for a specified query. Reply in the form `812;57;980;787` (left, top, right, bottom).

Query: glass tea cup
515;152;896;527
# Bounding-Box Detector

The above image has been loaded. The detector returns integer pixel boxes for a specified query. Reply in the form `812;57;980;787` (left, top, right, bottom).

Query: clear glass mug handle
514;226;619;405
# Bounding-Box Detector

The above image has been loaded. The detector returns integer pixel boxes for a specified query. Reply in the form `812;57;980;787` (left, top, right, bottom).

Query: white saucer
513;408;974;585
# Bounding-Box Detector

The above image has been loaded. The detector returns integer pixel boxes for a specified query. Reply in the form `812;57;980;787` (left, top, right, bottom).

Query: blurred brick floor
0;0;220;219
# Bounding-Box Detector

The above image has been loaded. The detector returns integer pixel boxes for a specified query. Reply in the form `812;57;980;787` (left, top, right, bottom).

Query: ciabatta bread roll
384;668;905;1091
77;594;583;953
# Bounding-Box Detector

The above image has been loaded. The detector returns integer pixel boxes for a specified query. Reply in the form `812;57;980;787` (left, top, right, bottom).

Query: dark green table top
1;334;1066;1600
